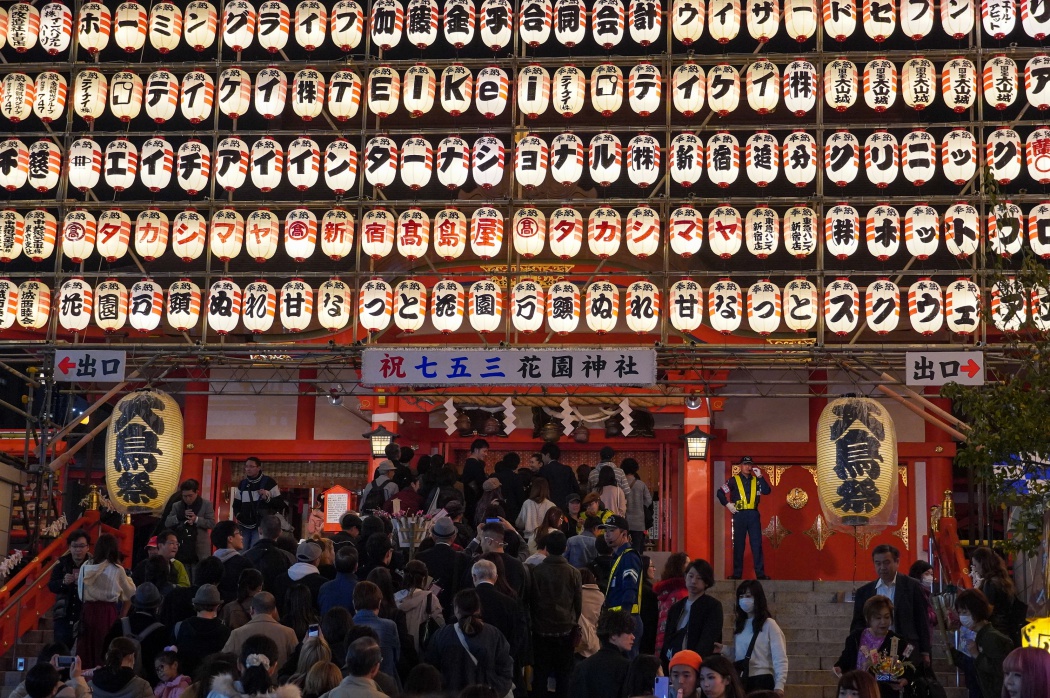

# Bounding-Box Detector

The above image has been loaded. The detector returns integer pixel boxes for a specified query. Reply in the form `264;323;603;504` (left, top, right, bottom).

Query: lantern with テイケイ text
816;396;898;528
105;390;184;515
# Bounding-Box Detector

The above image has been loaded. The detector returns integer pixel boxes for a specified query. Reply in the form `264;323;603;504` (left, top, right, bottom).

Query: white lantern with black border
549;207;584;258
747;280;782;335
669;206;704;257
434;207;467;260
708;204;742;257
209;209;245;262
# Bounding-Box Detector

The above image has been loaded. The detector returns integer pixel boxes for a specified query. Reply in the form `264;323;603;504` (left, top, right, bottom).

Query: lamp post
680;426;713;460
362;425;398;458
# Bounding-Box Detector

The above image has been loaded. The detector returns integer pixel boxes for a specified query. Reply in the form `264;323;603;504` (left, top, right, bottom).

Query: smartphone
307;624;320;637
485;518;500;524
654;677;670;698
56;657;76;669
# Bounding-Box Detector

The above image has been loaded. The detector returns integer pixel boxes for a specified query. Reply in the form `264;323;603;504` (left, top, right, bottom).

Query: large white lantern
550;133;585;185
254;67;287;119
39;3;72;56
207;279;242;334
709;0;741;41
172;210;206;261
406;0;438;47
863;58;897;112
480;0;514;48
284;209;317;262
34;72;68;124
397;208;430;260
471;136;506;189
672;63;706;116
23;211;57;263
114;3;148;52
587;207;622;258
707;132;740;188
747;280;782;335
519;65;551;118
364;137;398;189
783;60;818;115
904;204;940;259
394;280;426;332
133;209;168;261
901;0;934;36
250;137;284;192
28;141;62;193
987;128;1022;184
515;135;549;189
318;279;351;332
783;131;818;187
0;280;18;330
1030;203;1050;258
670;280;703;332
286;137;320;191
626;281;660;333
784;206;817;258
670;133;704;186
245;209;280;262
824;59;858;112
78;3;112;54
547;281;581;334
103;140;138;192
823;0;856;40
439;65;472;117
585;281;619;334
323;139;358;194
215;137;249;191
443;0;475;46
862;0;895;40
984;55;1019;109
707;63;740;116
907;278;943;335
167;280;202;331
291;69;325;120
144;70;178;123
944;203;981;258
1026;55;1050;109
865;204;900;261
58;278;92;333
520;0;553;44
331;0;364;49
670;206;704;257
550;207;584;259
708;205;742;258
554;0;587;44
1;73;34;123
745;206;779;258
176;140;211;195
552;66;586;116
511;281;545;332
294;0;327;49
279;279;313;332
747;0;780;39
824;278;860;335
437;136;470;189
8;4;40;53
73;70;107;122
241;281;276;334
475;67;509;118
140;138;175;193
942;58;977;112
864;131;899;188
321;209;355;260
184;1;218;50
628;63;662;116
432;279;466;333
746;60;779;113
434;208;467;260
128;280;164;333
784;278;817;332
589;133;623;186
627;205;661;258
942;129;977;184
629;0;662;44
67;138;102;193
400;137;434;190
369;66;401;117
825;203;860;259
824;130;860;186
147;3;182;53
0;211;24;262
901;130;936;185
513;208;546;257
946;279;980;333
627;134;661;187
941;0;975;37
469;281;503;333
108;71;142;123
471;207;504;259
785;0;818;39
865;279;900;334
361;208;395;259
94;280;129;333
222;0;256;50
328;70;363;120
988;202;1024;257
708;279;743;333
62;210;97;264
672;0;706;42
210;209;245;261
991;278;1027;332
16;281;50;330
901;57;936;110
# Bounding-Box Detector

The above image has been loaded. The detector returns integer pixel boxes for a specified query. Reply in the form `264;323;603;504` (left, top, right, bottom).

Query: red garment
653;577;688;651
382;487;424;515
78;600;120;668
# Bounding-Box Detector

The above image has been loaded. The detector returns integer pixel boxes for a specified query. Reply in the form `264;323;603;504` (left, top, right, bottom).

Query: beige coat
221;615;299;670
577;584;606;658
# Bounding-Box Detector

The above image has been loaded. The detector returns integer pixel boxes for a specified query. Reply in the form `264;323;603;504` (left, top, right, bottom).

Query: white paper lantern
783;131;817;187
101;140;136;192
184;1;218;50
864;279;900;334
167;280;202;331
781;278;816;332
39;3;72;55
746;280;781;335
283;209;317;262
983;0;1016;36
988;202;1024;257
589;133;623;186
1;73;33;123
519;0;553;44
554;0;587;44
708;205;742;258
172;210;206;261
176;140;211;195
323;139;358;194
518;65;551;118
625;281;659;333
587;207;622;258
941;0;975;37
864;131;899;188
58;278;92;333
62;210;96;263
34;72;67;123
78;3;112;54
590;63;624;117
23;211;56;262
942;58;977;112
328;70;363;120
432;279;466;333
708;279;742;333
250;137;284;192
511;281;545;332
984;55;1019;109
28;141;61;193
207;279;242;334
468;281;503;333
707;63;740;116
785;0;818;39
630;0;663;43
399;136;434;190
480;0;514;48
745;206;779;258
706;132;740;188
222;0;256;50
8;4;39;53
210;209;245;261
114;2;148;52
406;0;439;46
865;204;900;261
245;209;280;262
991;278;1026;332
626;205;661;258
901;130;936;185
669;280;703;331
986;127;1022;184
746;132;780;186
133;209;167;262
291;69;325;121
547;281;581;334
128;280;164;333
515;135;548;189
0;211;24;262
709;0;742;41
434;207;467;260
94;280;128;333
279;279;313;332
824;278;859;335
823;0;856;39
317;279;351;332
552;66;586;117
784;206;817;258
394;280;427;332
672;63;706;116
945;279;980;333
437;65;471;116
901;57;936;110
373;0;406;49
1025;55;1050;109
862;0;895;40
745;61;779;113
0;139;30;191
904;204;940;259
331;0;364;49
670;206;704;257
94;209;133;262
402;65;433;117
369;66;401;117
670;132;704;186
747;0;780;39
254;67;287;119
286;137;320;191
475;67;509;119
443;0;475;46
361;208;395;259
148;3;182;52
550;132;584;185
471;207;504;258
824;59;858;112
825;203;860;259
397;208;430;260
15;281;49;329
944;203;981;257
144;70;178;123
627;134;661;187
364;136;398;188
107;71;142;122
901;0;934;36
783;60;817;115
863;58;897;112
73;70;107;122
942;129;977;184
215;137;250;191
592;0;626;47
472;136;506;189
293;0;327;49
628;63;662;116
585;281;619;334
906;279;943;335
549;207;584;258
672;0;706;42
436;136;470;189
321;208;355;260
513;208;546;257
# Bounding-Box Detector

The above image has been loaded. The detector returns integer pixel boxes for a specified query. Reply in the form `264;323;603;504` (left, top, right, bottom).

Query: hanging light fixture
680;425;713;459
362;425;398;457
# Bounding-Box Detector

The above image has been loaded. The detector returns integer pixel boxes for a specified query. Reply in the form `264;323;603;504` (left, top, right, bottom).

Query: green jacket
974;623;1013;698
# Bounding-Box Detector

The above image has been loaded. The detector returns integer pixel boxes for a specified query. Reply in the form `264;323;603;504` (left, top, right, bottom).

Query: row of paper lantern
8;56;1049;127
1;275;1038;337
3;126;1042;197
4;199;1049;265
12;0;1048;58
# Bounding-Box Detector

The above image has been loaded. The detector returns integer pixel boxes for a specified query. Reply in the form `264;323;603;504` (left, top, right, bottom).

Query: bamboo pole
876;385;969;442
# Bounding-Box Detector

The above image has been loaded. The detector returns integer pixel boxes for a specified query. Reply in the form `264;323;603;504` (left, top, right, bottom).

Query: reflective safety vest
606;547;643;614
734;474;758;510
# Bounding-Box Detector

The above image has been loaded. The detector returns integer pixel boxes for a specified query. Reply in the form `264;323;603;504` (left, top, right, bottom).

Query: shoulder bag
733;619;765;680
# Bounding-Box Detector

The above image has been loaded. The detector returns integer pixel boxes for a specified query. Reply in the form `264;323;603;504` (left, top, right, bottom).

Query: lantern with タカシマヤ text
172;210;206;262
669;206;703;257
471;208;504;259
708;205;742;258
210;209;245;262
626;205;660;258
133;209;168;262
549;207;584;259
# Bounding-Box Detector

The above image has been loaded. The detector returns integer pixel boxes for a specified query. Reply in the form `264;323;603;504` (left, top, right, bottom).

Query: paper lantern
507;280;543;333
670;133;703;186
15;280;49;330
399;66;438;118
393;280;426;332
984;55;1019;109
625;281;659;333
210;209;245;261
627;134;661;187
1023;0;1050;36
39;3;72;55
475;67;509;118
1;73;33;123
58;278;92;333
708;278;742;333
215;137;249;191
106;71;141;123
326;70;362;121
480;0;514;48
1030;286;1050;331
139;137;174;193
468;281;503;333
862;58;897;112
285;137;320;191
174;140;210;195
472;136;506;189
470;207;504;259
989;202;1024;257
786;130;821;188
945;279;980;333
584;281;619;334
783;60;818;115
631;0;663;43
709;0;742;41
219;66;260;117
0;140;27;192
745;281;781;335
942;0;975;37
825;203;860;259
143;70;178;123
587;207;622;258
707;132;740;188
331;0;364;48
708;205;742;257
207;279;242;334
672;63;706;116
436;136;470;189
313;278;350;332
515;135;548;189
406;0;438;47
669;280;703;331
785;0;818;39
518;65;551;118
512;208;546;257
0;280;16;330
78;3;112;54
61;210;96;263
550;132;585;185
254;67;287;119
904;204;940;259
279;208;317;263
899;130;936;185
944;203;981;258
8;3;39;52
323;139;358;194
23;211;56;262
101;140;136;192
864;279;900;334
824;278;860;335
864;131;899;188
746;131;780;187
291;69;325;120
592;0;626;47
148;3;182;52
589;132;623;186
900;0;934;36
1029;203;1050;258
862;0;895;39
0;211;24;262
1026;56;1050;109
545;281;580;334
783;278;817;331
552;66;586;116
250;137;284;192
133;209;168;262
824;59;858;112
900;57;936;110
986;127;1022;184
905;279;943;335
293;0;326;49
982;0;1016;36
73;70;107;122
359;209;394;261
94;280;128;332
362;137;395;189
745;206;779;258
942;129;977;184
370;0;404;48
991;278;1027;332
167;280;201;331
747;0;780;39
368;66;401;117
239;281;275;334
278;279;313;332
520;0;553;44
222;0;256;50
745;61;779;113
396;136;431;190
183;1;217;49
320;208;354;260
396;208;430;260
434;207;467;259
784;206;817;258
707;63;740;116
626;205;661;258
245;209;280;262
114;2;148;52
823;0;856;39
549;207;584;258
33;72;67;124
672;0;706;42
127;280;164;333
28;141;61;193
554;0;587;44
670;206;704;257
942;58;977;112
865;204;900;261
429;279;464;333
443;0;475;46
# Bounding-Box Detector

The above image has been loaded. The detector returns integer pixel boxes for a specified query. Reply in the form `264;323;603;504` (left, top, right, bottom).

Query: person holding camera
165;480;216;572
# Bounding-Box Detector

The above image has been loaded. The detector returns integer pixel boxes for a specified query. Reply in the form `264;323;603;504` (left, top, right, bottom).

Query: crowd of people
24;444;1050;698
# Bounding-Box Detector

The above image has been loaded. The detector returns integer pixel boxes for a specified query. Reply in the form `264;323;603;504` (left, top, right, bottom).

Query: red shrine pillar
181;374;209;484
682;399;713;561
368;392;401;479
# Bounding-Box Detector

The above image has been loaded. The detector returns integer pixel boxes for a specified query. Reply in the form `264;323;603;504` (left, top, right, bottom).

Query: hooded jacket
394;587;445;653
90;667;154;698
78;560;137;604
173;616;232;679
205;675;301;698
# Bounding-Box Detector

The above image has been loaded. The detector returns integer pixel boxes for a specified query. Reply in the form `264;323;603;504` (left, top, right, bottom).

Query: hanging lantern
747;0;780;40
900;130;936;185
143;70;178;123
28;140;61;193
709;0;742;41
783;59;818;115
174;140;211;195
592;63;624;116
865;204;900;261
285;137;320;191
282;208;317;262
906;279;943;335
480;0;514;48
784;206;817;258
901;57;936;110
133;209;168;262
245;209;280;262
513;208;546;257
183;1;217;50
472;135;506;189
361;208;395;259
23;210;57;262
102;140;137;192
745;206;779;258
672;63;706;116
293;0;326;49
148;3;182;52
39;3;72;55
393;280;426;332
988;202;1024;257
824;59;858;112
550;132;585;185
549;207;584;258
1023;0;1050;36
1031;286;1050;331
94;280;128;333
626;205;661;258
587;207;622;258
518;65;551;118
437;65;472;116
904;204;940;259
984;0;1015;36
171;210;203;262
862;58;897;112
139;137;175;193
279;279;313;332
941;0;975;37
167;279;202;331
406;0;438;47
58;278;92;333
126;280;164;333
785;0;818;39
824;278;860;335
321;208;354;260
443;0;475;46
708;204;742;258
986;127;1022;184
942;129;977;184
430;279;466;333
0;211;24;262
370;0;404;48
73;70;107;122
944;203;981;258
368;66;401;117
209;208;245;261
331;0;364;49
8;3;39;53
901;0;934;36
396;66;435;120
745;130;779;186
520;0;553;44
942;58;977;112
823;0;856;39
746;281;781;335
707;132;740;188
672;0;706;42
323;139;358;194
554;0;587;44
984;55;1019;109
669;133;704;186
745;60;779;113
707;63;740;116
328;70;362;120
669;280;703;331
627;134;661;187
945;278;980;333
670;206;704;257
625;281;659;333
207;279;242;334
825;203;860;260
397;208;430;260
991;278;1027;332
436;136;470;189
708;278;743;333
1030;203;1050;258
215;137;250;191
434;207;467;260
250;137;284;192
510;280;545;333
291;69;325;120
630;0;662;43
546;281;581;334
468;281;503;333
864;279;901;334
114;2;148;52
1026;127;1050;183
475;67;509;119
552;66;586;117
315;278;350;332
592;0;626;47
0;140;27;191
254;67;287;119
783;278;817;332
470;207;504;259
364;136;398;188
515;135;548;189
34;72;68;124
589;132;623;186
1026;56;1050;109
222;0;256;50
862;0;895;39
1;73;33;123
15;280;50;329
78;3;112;54
107;71;142;122
585;281;619;334
864;131;899;188
399;136;433;190
61;210;97;264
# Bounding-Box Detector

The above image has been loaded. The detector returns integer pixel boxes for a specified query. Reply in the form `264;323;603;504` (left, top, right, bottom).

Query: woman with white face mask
713;581;788;696
950;589;1013;698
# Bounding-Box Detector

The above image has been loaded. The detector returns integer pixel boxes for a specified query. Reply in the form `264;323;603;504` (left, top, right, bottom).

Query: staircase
707;580;966;698
0;623;52;698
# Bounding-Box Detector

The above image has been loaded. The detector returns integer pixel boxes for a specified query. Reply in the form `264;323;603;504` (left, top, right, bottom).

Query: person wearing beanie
171;584;231;679
272;541;327;611
668;650;703;698
567;609;636;698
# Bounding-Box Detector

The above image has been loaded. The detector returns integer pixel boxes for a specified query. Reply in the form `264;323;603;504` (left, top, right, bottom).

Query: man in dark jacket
233;456;283;550
538;443;579;512
493;454;525;524
158;555;225;628
333;513;363;550
319;545;360;615
243;515;294;591
528;531;581;698
164;479;216;569
472;559;529;690
48;529;90;650
102;583;169;686
272;540;328;610
416;517;469;622
211;520;256;604
463;523;529;598
851;544;933;661
601;516;644;659
460;439;489;526
567;609;635;698
171;584;231;679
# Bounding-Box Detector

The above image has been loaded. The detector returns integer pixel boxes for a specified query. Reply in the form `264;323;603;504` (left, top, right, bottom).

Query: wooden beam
876;385;968;443
48;416;111;473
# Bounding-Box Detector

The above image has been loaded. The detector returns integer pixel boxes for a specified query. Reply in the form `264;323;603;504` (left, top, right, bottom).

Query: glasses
70;543;88;549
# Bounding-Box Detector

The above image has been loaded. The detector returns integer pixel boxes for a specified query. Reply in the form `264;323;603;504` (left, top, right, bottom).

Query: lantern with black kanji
431;279;466;333
784;206;817;258
361;208;395;259
513;208;546;257
706;132;740;188
292;69;325;120
470;207;504;259
73;70;107;122
469;280;503;333
547;281;581;334
21;212;54;263
984;55;1018;109
511;280;545;333
34;72;68;124
279;279;313;332
670;133;703;186
94;280;129;333
784;59;818;115
0;139;29;191
167;279;202;331
0;279;17;330
552;66;586;116
746;132;780;187
519;0;553;44
0;211;24;262
865;204;900;261
39;3;72;56
8;3;40;53
58;278;92;333
128;280;164;333
443;0;474;46
823;59;857;112
745;206;779;258
670;280;703;331
104;390;184;515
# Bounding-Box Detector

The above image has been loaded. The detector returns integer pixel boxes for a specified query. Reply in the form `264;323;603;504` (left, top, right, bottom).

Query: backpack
418;592;442;651
361;477;390;512
121;617;166;675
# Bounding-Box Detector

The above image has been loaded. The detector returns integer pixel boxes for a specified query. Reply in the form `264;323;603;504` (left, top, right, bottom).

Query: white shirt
875;574;897;603
676;597;697;631
724;618;789;692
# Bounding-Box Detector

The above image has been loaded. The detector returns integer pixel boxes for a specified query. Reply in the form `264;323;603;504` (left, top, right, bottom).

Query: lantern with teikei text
783;131;817;187
625;281;660;334
945;203;981;257
987;128;1022;184
331;0;363;49
317;279;351;332
592;0;626;47
1029;203;1050;258
103;140;137;192
942;129;977;184
512;208;546;257
709;0;741;41
176;140;211;195
783;60;818;115
747;280;781;335
550;132;584;185
437;136;470;189
907;278;943;335
294;1;327;49
475;67;509;119
707;63;740;116
397;208;430;260
669;206;704;257
1;73;33;123
745;61;779;113
128;280;163;333
361;208;395;259
62;210;96;263
783;278;817;332
785;0;817;39
438;67;472;114
865;278;900;334
222;0;256;50
402;65;433;117
865;204;900;260
285;137;320;191
670;133;703;186
585;281;619;334
39;3;72;56
784;206;817;258
0;280;18;330
323;139;357;194
144;70;178;123
58;278;92;333
746;131;777;186
1026;128;1050;183
472;136;506;189
245;209;280;262
432;279;466;333
133;209;168;262
469;281;503;333
708;205;742;258
167;279;201;331
745;206;779;259
328;70;362;120
78;3;111;54
210;208;245;261
184;1;217;49
670;280;703;332
592;64;624;116
942;58;977;112
34;72;67;124
215;137;249;191
629;0;662;44
627;134;660;187
15;281;49;329
982;0;1016;36
991;278;1027;332
824;130;859;186
172;211;206;262
862;0;895;40
481;0;514;48
443;0;475;46
519;0;553;44
904;204;940;259
554;0;587;45
108;72;142;122
706;132;740;188
284;209;317;262
984;55;1019;109
94;280;128;333
369;66;401;117
549;207;584;258
1031;286;1050;331
988;202;1024;257
863;58;897;112
471;208;504;259
279;279;313;332
370;0;404;48
406;0;438;47
149;3;182;52
321;208;354;260
1025;56;1050;109
254;67;287;119
515;135;548;189
139;138;175;193
825;203;860;259
292;70;325;120
73;70;107;122
207;279;242;334
552;66;586;116
250;137;284;191
0;211;24;262
587;207;622;258
942;0;975;37
400;137;434;190
8;3;39;52
864;131;898;188
518;65;551;118
900;130;936;185
0;140;27;191
824;278;859;335
511;281;544;332
945;279;980;333
901;58;936;110
747;0;780;40
823;59;857;112
672;0;706;43
394;280;426;332
28;141;61;193
434;207;467;260
822;0;856;40
672;63;706;116
627;205;660;258
589;132;623;186
546;281;581;334
708;278;742;333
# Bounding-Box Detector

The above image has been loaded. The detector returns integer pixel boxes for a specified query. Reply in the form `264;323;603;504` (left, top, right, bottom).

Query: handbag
733;619;765;680
418;592;442;650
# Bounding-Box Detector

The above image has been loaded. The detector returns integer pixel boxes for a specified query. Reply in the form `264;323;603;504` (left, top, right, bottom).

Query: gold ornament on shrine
787;487;809;509
763;516;791;549
804;514;835;550
104;389;184;515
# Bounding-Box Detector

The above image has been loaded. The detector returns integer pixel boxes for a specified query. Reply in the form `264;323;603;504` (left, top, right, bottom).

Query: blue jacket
352;610;402;689
318;572;358;616
603;543;642;614
716;473;772;510
565;531;598;569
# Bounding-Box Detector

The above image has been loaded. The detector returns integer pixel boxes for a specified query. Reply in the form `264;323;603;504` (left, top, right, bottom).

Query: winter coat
172;616;232;679
90;667;154;698
78;560;136;604
394;587;445;654
516;498;555;542
567;644;630;698
154;676;191;698
423;622;514;696
599;486;627;517
653;577;688;651
577;584;605;658
205;675;301;698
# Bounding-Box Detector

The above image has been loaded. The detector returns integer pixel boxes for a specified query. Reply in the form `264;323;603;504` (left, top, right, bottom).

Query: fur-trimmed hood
205;674;301;698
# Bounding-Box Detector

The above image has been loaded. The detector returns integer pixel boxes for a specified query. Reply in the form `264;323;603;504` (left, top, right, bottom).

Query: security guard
600;514;644;658
717;456;772;580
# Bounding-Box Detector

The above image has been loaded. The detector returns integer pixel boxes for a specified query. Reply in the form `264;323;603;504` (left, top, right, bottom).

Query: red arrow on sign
962;359;981;378
57;357;77;374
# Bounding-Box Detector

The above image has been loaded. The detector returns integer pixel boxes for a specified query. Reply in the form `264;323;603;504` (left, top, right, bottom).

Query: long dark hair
970;546;1015;596
733;580;772;635
699;655;746;698
282;584;320;640
454;589;484;636
236;568;264;604
239;635;279;696
92;533;120;565
366;567;400;617
660;552;689;582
